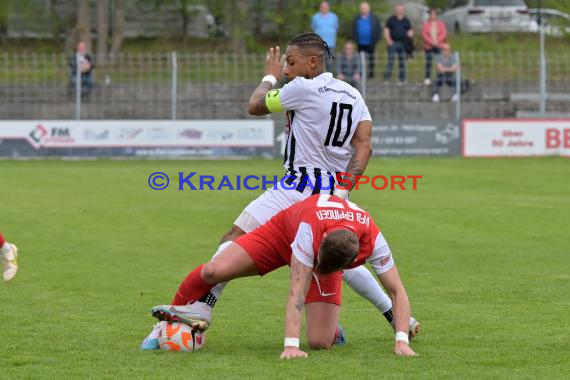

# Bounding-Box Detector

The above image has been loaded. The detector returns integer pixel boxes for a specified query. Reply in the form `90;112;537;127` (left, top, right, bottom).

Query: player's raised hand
394;341;418;356
265;46;283;80
280;346;308;360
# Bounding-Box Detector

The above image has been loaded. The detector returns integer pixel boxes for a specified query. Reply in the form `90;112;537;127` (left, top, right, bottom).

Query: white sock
342;266;393;313
208;241;232;300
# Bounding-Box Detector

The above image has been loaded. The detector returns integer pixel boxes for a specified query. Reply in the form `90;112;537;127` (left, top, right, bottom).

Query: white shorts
234;186;310;233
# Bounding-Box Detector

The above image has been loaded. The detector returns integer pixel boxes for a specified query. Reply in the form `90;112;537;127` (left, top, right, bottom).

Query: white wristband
333;187;349;200
284;337;300;348
262;75;277;88
395;331;409;345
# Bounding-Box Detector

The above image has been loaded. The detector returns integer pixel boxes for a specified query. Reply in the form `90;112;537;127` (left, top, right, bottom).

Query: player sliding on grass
141;32;418;350
150;194;418;358
0;232;18;282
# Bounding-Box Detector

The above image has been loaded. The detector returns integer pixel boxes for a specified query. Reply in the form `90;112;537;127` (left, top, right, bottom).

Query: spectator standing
432;43;458;103
383;4;413;84
352;2;382;78
311;1;339;72
69;41;94;93
337;41;362;90
422;8;447;85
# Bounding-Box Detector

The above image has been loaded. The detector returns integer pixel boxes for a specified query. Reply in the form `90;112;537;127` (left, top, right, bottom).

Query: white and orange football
157;321;206;352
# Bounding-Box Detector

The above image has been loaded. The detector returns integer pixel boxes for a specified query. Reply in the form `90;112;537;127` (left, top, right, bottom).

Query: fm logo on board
29;124;74;146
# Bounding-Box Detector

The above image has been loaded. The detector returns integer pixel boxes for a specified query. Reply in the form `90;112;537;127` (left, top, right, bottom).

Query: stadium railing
0;50;568;121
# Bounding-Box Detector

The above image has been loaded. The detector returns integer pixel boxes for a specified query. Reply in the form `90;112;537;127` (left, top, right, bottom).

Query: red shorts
234;217;342;306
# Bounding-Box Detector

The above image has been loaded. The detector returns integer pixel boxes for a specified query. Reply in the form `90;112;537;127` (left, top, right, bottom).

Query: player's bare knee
307;330;335;350
201;262;220;284
307;335;334;350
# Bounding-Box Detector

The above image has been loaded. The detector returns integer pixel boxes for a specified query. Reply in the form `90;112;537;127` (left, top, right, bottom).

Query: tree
0;0;10;41
47;0;70;45
178;0;191;40
110;0;125;57
76;0;91;50
251;0;264;38
97;0;109;63
227;0;249;54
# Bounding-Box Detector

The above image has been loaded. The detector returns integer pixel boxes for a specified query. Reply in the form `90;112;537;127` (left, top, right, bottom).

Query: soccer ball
157;321;206;352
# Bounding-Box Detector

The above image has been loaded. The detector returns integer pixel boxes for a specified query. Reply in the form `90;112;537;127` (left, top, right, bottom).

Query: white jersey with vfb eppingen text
270;72;372;194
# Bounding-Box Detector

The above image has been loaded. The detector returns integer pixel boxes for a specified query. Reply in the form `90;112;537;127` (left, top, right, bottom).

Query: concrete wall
1;81;566;121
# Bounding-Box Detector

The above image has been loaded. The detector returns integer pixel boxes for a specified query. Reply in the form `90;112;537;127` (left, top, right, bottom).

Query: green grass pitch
0;158;569;379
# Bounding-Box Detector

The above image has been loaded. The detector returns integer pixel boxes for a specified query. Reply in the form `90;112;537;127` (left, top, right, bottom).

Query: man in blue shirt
383;3;413;83
311;1;339;72
352;2;382;78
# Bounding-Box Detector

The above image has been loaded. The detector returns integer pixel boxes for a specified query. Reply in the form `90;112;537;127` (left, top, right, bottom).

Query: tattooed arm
338;120;373;191
247;81;273;116
248;46;283;116
281;254;313;359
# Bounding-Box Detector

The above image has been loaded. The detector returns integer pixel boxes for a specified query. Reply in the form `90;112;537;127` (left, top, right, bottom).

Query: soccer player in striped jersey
141;33;419;349
0;232;18;282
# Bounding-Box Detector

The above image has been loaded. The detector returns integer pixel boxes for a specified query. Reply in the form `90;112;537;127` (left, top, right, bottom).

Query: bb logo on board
545;128;570;148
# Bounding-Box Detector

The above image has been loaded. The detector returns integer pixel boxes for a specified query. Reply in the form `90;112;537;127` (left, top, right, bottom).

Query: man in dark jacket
383;4;413;83
69;41;94;94
352;2;382;78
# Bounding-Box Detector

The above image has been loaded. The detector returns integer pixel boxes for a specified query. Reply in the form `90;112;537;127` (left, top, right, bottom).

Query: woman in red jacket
422;9;447;85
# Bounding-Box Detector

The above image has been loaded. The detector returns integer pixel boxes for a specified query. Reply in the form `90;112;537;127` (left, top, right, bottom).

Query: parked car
528;8;570;36
440;0;537;34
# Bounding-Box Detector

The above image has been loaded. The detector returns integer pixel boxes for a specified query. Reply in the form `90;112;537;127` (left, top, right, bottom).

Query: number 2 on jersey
324;102;353;147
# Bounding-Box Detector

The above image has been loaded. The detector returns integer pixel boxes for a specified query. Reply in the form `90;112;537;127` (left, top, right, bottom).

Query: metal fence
0;50;569;121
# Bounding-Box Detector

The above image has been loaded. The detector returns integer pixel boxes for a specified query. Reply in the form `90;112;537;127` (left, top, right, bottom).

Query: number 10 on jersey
325;102;353;147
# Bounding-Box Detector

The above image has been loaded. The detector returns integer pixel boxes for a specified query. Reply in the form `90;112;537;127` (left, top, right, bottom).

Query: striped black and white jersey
275;73;371;194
